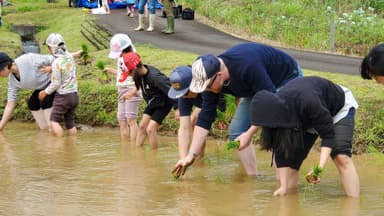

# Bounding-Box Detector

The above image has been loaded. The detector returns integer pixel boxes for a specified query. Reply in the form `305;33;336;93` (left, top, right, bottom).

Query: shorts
329;108;355;158
50;92;79;129
144;98;172;125
274;108;355;170
117;87;142;121
28;88;55;111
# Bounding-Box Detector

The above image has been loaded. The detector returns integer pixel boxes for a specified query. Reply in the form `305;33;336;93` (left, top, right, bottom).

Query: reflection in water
0;123;382;215
339;197;360;216
263;194;307;216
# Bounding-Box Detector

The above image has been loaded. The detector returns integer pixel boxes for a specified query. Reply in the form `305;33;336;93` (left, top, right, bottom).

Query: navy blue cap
0;52;13;71
168;66;193;99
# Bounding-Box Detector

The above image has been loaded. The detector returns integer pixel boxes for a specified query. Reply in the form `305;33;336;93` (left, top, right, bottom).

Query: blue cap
168;66;193;99
190;54;220;93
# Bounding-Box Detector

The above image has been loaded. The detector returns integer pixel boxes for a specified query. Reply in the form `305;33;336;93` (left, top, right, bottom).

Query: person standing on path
125;0;135;17
134;0;156;32
173;42;303;178
161;0;176;34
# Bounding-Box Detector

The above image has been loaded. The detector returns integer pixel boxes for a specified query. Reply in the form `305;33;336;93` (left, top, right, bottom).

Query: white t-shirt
8;53;54;101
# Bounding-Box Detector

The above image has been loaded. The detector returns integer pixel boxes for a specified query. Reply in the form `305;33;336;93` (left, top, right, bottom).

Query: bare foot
273;187;287;196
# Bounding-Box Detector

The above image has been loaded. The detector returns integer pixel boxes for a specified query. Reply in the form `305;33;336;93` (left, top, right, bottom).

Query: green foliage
95;60;105;70
16;5;41;13
81;44;90;65
70;81;116;126
95;60;109;81
226;140;240;150
367;145;384;159
180;0;384;55
312;164;324;180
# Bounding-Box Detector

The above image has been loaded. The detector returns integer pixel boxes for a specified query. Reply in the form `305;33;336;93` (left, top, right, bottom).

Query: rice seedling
226;140;239;150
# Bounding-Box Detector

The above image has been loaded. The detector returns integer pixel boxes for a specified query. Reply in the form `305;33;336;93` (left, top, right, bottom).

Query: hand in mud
172;155;195;179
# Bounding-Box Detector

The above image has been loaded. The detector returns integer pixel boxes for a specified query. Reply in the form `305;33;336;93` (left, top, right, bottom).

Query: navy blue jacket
197;43;300;130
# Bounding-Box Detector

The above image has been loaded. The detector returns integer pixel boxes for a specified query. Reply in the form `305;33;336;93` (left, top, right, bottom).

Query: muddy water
0;123;383;215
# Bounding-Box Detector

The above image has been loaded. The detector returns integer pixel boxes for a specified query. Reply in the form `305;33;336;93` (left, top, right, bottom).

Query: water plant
226;140;239;150
306;164;324;183
80;44;90;65
95;60;109;82
312;164;324;180
95;60;105;70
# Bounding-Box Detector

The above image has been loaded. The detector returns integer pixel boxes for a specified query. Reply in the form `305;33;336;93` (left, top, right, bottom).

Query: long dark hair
361;43;384;79
122;46;134;54
260;127;303;159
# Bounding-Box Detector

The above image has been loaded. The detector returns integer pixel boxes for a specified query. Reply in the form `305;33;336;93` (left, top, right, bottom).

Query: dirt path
95;9;363;75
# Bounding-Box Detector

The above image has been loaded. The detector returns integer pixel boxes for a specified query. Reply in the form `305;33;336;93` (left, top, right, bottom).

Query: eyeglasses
206;73;218;89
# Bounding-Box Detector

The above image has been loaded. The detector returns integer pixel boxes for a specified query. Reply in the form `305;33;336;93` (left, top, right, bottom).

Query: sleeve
133;73;141;90
179;98;194;116
44;61;62;95
153;72;172;96
7;78;19;101
153;72;178;110
304;97;335;148
195;91;220;130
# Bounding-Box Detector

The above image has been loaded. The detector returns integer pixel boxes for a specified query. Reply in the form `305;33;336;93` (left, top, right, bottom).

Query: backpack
182;8;195;20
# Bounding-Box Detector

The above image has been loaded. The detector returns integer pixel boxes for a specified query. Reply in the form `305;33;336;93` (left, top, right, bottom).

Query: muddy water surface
0;123;383;215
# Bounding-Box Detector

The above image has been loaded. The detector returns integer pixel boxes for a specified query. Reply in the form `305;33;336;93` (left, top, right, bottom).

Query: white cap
108;33;136;59
189;54;220;93
45;33;65;48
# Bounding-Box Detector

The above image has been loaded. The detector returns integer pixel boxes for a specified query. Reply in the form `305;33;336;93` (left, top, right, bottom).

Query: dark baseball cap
0;52;13;71
168;66;193;99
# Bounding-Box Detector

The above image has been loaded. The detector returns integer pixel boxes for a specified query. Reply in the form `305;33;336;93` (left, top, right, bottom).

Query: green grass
1;0;384;152
179;0;384;56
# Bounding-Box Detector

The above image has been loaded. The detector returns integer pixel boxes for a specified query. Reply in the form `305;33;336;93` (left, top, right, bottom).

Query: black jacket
134;65;177;109
250;76;345;148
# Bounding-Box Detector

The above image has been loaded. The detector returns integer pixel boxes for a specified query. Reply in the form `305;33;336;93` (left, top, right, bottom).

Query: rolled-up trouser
137;0;156;14
228;97;252;140
162;0;175;18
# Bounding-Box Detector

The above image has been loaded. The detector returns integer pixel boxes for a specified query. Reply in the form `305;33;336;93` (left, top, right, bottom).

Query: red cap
122;52;141;71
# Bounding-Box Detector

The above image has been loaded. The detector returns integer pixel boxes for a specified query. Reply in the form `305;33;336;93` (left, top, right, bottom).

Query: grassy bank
0;0;383;153
180;0;384;56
